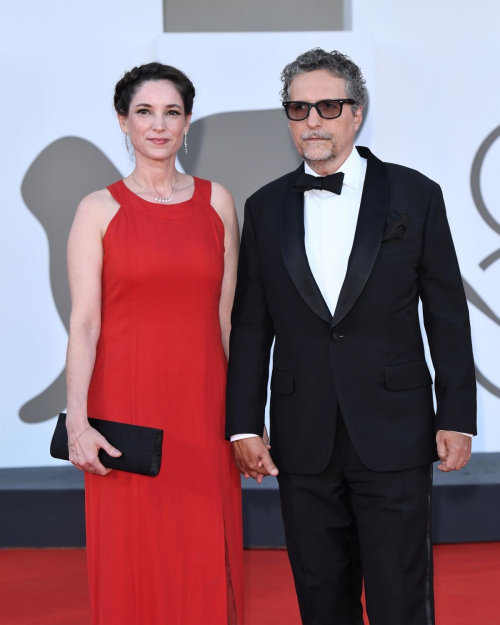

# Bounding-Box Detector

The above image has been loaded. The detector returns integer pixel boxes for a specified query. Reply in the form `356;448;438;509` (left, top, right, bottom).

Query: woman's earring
125;133;135;160
184;133;188;155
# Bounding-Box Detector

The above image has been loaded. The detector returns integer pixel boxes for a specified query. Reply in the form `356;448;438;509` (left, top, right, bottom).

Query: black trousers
277;414;434;625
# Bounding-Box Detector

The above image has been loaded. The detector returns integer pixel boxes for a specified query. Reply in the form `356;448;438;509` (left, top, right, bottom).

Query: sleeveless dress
84;178;244;625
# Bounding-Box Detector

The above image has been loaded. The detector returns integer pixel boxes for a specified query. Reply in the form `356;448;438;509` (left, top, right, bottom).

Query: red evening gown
84;177;244;625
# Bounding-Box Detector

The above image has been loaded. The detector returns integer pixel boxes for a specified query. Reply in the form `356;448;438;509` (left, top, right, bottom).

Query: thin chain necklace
131;171;178;204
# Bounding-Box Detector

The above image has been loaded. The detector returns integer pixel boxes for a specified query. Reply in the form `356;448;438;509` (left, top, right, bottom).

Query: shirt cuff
230;433;260;442
438;430;473;437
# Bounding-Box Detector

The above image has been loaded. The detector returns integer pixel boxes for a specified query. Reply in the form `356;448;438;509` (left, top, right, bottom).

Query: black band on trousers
277;413;435;625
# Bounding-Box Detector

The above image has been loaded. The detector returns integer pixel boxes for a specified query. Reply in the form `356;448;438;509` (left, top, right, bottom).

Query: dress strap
107;180;127;205
194;177;212;206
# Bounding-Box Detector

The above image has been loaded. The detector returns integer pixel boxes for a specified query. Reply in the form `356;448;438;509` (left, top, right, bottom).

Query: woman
65;62;243;624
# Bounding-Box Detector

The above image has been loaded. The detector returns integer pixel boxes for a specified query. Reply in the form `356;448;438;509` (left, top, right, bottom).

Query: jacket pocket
271;369;295;395
385;360;433;390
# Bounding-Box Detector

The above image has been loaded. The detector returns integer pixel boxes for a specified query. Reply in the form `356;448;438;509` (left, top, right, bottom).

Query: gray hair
280;48;367;114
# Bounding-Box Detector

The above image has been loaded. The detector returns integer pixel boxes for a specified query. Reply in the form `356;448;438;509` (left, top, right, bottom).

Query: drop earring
125;132;135;160
184;133;188;155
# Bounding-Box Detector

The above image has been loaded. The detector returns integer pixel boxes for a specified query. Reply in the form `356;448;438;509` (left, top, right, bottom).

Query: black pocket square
382;212;410;242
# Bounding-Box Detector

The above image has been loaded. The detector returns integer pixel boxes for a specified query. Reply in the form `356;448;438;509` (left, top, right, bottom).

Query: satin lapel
331;147;389;329
281;164;332;324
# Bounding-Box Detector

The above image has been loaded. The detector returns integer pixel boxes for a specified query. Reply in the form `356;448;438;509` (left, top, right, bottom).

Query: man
226;49;476;625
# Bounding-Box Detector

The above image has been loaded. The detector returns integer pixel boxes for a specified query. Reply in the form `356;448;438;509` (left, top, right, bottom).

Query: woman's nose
151;114;166;131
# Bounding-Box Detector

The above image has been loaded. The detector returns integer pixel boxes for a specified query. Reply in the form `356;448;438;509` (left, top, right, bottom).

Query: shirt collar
303;146;363;191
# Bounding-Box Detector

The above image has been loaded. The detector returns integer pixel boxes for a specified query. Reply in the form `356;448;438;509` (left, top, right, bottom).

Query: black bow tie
293;171;345;195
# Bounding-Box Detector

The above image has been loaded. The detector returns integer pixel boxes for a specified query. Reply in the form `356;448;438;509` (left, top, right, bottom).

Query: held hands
67;420;122;476
232;426;279;484
436;430;472;472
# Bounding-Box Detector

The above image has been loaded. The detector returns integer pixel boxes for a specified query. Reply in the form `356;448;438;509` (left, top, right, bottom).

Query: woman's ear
118;114;128;134
184;113;192;134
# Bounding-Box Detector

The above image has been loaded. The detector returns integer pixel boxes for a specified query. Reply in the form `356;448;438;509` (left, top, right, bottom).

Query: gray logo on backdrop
26;110;500;421
464;124;500;398
20;137;121;423
20;109;319;422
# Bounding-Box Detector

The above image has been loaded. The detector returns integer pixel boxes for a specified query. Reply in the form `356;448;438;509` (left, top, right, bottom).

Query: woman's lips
148;139;169;145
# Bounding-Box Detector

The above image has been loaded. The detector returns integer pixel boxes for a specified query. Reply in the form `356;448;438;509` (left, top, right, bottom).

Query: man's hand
232;435;279;484
436;431;472;472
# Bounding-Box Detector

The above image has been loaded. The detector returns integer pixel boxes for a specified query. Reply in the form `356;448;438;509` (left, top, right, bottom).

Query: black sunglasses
283;99;356;121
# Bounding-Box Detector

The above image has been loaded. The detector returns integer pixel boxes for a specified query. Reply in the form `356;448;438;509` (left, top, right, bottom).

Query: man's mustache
301;132;332;140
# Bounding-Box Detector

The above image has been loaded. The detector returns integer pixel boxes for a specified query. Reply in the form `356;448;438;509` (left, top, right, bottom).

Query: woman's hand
67;422;122;476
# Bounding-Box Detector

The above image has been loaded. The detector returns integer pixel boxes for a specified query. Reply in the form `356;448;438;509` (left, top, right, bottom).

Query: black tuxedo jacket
226;147;476;474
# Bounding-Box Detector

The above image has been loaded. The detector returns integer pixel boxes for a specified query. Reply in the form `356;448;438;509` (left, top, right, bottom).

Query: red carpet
0;544;499;624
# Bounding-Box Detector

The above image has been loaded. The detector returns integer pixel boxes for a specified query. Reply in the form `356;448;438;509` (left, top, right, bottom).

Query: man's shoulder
383;160;438;192
247;169;298;206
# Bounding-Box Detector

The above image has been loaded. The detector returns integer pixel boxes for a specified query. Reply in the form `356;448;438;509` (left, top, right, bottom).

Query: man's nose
306;106;322;128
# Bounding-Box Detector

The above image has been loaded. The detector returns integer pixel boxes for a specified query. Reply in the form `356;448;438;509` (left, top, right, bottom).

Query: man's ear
354;106;363;133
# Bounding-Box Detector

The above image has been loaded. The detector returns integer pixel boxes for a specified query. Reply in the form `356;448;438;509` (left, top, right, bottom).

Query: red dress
85;178;244;625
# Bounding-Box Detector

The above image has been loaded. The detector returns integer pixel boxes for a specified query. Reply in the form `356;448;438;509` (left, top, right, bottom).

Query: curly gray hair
280;48;367;114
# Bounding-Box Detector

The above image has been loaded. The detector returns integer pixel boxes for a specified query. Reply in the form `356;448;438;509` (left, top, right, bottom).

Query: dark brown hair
114;62;195;116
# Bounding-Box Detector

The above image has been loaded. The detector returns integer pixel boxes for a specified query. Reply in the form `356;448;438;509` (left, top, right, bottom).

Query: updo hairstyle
114;62;195;117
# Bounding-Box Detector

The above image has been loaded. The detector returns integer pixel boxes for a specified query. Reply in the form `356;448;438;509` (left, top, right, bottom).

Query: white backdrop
0;0;498;467
353;0;500;454
0;0;164;468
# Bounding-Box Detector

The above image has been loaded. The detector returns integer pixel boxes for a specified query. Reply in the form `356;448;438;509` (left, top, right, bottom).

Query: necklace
131;171;178;204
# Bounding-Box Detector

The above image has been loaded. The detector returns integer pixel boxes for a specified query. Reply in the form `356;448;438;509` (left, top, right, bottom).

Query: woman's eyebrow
134;103;181;109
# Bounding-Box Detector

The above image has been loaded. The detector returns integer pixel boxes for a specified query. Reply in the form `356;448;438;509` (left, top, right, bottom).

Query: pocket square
382;212;410;242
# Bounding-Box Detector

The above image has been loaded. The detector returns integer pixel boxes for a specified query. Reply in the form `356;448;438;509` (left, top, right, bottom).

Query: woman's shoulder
209;181;232;202
74;187;121;231
191;177;231;202
207;181;236;225
78;187;119;210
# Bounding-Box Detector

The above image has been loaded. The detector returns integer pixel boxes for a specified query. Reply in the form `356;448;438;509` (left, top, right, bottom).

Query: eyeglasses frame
282;98;357;121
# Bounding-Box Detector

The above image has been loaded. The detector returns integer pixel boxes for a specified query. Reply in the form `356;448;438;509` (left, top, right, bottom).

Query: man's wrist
438;430;473;437
230;433;260;442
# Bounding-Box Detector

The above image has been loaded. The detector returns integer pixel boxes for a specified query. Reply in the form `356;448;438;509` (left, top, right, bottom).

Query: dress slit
225;522;238;625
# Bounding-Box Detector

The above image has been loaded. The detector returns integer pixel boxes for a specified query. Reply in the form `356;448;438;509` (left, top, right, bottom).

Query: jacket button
331;331;341;341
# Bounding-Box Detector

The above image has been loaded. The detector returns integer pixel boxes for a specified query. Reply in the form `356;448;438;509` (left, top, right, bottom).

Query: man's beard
300;131;337;163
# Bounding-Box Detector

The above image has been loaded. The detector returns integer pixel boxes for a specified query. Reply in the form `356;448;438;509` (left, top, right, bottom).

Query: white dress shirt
303;147;366;315
231;147;472;441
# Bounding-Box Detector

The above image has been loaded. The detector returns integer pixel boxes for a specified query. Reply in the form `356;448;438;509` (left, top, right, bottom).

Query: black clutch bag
50;413;163;477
